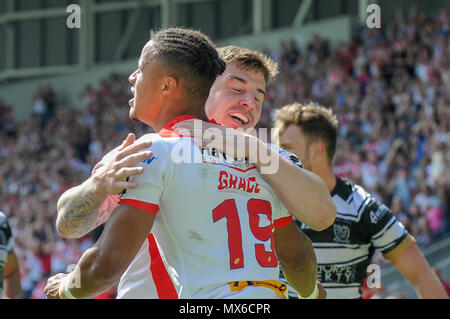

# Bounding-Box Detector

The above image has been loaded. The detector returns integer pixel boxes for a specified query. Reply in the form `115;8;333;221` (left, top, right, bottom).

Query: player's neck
323;170;337;193
312;163;336;193
155;101;208;131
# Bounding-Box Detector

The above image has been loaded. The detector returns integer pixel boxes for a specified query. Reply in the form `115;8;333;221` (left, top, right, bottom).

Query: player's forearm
413;271;448;299
62;204;155;299
63;246;120;299
56;178;108;239
256;142;336;231
279;232;318;297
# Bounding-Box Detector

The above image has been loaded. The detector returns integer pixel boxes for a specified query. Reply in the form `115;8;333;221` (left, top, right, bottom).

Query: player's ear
161;76;178;95
312;140;326;159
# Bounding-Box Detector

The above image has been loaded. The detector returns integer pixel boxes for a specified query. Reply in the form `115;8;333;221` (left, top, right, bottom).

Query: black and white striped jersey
0;210;14;298
281;178;410;299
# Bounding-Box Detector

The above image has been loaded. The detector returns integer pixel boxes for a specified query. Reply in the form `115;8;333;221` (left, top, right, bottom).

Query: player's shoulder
345;179;391;221
349;181;378;209
332;178;381;221
137;133;179;151
331;177;354;201
136;132;162;144
137;133;197;167
139;132;187;144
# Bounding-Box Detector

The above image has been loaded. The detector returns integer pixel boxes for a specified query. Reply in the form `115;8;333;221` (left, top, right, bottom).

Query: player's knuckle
113;152;122;161
111;162;121;171
116;167;126;175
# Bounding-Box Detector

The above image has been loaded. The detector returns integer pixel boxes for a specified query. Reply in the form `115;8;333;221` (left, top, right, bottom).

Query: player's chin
223;118;249;130
233;121;254;131
128;106;136;120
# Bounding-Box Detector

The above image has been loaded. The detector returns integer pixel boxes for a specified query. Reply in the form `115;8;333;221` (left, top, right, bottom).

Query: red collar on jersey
158;115;221;138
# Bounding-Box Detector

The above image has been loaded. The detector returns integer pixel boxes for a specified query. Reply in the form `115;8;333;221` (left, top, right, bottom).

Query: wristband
301;282;319;299
61;276;77;299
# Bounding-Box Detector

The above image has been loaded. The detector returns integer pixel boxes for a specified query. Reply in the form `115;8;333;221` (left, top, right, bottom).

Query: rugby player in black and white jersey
0;210;22;298
274;103;448;299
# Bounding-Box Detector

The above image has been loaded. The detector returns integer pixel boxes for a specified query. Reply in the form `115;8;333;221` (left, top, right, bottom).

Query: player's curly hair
274;102;338;164
150;27;226;101
217;45;279;84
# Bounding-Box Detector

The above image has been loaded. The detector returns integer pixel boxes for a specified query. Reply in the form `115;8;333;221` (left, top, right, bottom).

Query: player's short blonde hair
274;102;339;164
217;45;279;84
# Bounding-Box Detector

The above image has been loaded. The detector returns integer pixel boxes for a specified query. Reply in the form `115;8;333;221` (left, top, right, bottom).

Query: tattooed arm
56;181;115;238
56;134;154;239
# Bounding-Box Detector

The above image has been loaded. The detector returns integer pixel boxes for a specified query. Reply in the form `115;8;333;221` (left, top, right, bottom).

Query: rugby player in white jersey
45;29;333;299
274;102;448;299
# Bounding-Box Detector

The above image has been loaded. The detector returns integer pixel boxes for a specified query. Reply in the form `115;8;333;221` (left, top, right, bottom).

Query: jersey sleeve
118;135;171;215
268;143;303;169
360;196;410;256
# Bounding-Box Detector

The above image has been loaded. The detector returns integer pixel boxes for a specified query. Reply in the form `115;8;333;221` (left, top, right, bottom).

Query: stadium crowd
0;8;449;299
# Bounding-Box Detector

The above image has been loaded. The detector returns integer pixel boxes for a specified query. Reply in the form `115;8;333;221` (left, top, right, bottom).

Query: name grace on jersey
218;170;261;194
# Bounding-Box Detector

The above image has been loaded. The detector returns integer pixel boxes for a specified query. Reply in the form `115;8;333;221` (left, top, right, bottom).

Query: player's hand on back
91;133;154;196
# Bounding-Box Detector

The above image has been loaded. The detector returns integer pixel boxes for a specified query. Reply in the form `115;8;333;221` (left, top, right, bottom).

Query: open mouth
229;113;249;125
129;87;135;106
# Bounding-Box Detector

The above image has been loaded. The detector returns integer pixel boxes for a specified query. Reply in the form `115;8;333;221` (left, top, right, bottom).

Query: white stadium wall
0;15;352;121
217;15;353;52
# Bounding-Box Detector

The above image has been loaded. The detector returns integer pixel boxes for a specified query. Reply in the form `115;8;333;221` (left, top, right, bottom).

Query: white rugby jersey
288;178;413;299
113;116;299;299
